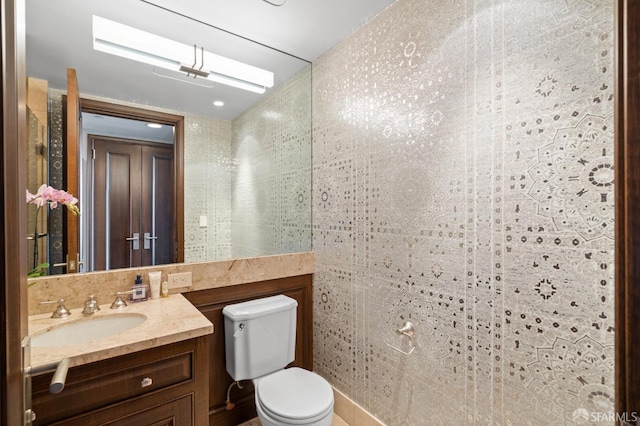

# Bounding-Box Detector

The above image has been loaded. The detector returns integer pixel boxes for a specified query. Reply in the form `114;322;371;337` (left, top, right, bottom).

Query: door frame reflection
79;98;184;271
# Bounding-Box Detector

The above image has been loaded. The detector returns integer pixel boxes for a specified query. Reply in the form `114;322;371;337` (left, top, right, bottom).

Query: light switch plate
167;272;192;289
199;215;207;228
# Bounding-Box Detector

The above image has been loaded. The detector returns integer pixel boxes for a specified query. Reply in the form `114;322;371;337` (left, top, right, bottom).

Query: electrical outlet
168;272;192;289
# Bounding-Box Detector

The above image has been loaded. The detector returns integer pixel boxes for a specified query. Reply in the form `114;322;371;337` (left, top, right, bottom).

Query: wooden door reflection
92;136;174;270
64;68;81;272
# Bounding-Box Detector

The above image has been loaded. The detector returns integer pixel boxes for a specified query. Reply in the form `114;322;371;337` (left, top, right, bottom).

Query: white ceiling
25;0;396;121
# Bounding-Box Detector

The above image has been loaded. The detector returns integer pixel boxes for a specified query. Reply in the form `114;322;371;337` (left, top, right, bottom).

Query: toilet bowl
254;368;334;426
222;295;334;426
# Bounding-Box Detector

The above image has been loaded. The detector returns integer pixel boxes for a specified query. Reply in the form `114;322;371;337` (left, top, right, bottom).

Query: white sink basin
31;313;147;347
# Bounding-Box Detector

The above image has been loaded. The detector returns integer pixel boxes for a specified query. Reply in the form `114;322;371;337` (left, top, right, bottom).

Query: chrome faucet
39;299;71;319
110;290;135;309
82;295;100;315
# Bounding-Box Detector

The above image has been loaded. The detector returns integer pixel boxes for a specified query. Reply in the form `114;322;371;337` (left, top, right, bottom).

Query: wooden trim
64;68;80;272
616;1;640;423
193;335;210;426
174;116;185;263
1;0;27;424
79;98;185;263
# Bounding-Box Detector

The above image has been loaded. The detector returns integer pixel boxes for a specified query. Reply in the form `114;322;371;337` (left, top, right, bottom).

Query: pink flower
26;184;79;215
25;189;38;204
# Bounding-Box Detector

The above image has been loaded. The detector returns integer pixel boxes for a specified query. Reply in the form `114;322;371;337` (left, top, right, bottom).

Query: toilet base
252;368;334;426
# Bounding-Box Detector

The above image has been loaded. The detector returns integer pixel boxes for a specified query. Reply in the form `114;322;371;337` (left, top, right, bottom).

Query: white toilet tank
223;295;298;381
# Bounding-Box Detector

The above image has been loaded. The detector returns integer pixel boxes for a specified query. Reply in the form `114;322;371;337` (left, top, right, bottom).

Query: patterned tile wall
231;65;312;258
183;115;234;262
47;91;65;271
311;0;615;425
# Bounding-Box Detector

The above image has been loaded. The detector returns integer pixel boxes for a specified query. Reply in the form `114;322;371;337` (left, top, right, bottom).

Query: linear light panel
92;16;274;94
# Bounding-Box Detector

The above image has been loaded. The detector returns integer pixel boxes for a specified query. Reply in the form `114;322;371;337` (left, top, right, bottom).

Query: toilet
223;295;334;426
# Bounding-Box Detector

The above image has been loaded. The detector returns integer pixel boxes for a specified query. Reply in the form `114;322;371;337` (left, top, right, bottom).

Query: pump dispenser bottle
130;274;148;302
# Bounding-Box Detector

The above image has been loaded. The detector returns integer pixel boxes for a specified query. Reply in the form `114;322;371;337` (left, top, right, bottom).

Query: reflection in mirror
83;114;176;273
26;0;312;274
46;95;186;274
26;78;49;275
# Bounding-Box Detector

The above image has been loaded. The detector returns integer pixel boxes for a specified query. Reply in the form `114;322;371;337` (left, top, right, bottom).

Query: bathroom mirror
25;0;312;273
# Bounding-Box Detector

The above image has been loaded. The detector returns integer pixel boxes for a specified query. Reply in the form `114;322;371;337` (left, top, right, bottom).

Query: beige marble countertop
28;294;213;369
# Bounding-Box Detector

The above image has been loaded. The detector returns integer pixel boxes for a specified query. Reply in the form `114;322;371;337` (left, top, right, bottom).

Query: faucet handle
82;295;100;315
111;290;134;310
39;299;71;319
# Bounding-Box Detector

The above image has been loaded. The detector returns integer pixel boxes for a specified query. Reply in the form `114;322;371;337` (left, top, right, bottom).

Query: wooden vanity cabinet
31;336;209;426
184;274;313;426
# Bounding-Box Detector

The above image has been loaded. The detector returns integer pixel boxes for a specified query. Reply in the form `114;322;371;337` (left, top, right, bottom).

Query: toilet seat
256;367;334;424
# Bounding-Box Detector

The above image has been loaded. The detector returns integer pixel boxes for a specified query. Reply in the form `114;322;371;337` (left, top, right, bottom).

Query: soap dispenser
130;274;148;302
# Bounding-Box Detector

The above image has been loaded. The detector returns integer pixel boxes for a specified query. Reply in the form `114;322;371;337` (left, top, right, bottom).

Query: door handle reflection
126;233;140;250
144;232;157;250
52;254;82;272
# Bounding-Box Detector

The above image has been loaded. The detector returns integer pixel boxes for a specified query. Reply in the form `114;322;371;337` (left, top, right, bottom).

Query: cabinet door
31;338;207;426
58;394;193;426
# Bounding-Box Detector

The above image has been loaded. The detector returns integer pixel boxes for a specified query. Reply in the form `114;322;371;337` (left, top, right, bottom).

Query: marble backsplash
28;252;314;316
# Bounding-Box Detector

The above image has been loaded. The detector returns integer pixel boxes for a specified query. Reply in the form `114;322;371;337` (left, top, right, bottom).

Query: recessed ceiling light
147;123;162;129
213;100;225;107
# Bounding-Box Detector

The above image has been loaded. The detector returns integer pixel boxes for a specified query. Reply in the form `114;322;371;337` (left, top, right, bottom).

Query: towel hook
385;321;416;355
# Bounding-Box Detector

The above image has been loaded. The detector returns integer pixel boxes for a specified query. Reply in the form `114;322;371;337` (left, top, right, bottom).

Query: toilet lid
256;368;334;421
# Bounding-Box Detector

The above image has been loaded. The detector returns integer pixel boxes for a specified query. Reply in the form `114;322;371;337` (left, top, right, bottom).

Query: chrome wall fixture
385;321;416;355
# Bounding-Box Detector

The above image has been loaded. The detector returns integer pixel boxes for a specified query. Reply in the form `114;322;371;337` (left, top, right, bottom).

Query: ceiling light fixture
213;100;225;107
92;16;274;94
147;123;163;129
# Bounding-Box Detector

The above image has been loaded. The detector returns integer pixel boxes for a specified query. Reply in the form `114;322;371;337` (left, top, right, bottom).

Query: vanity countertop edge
28;294;214;369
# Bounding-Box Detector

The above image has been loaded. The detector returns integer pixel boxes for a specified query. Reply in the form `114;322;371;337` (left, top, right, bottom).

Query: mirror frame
615;0;640;418
79;97;185;266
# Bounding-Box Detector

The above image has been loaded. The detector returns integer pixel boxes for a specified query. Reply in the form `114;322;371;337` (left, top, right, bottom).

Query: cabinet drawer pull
141;377;153;388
